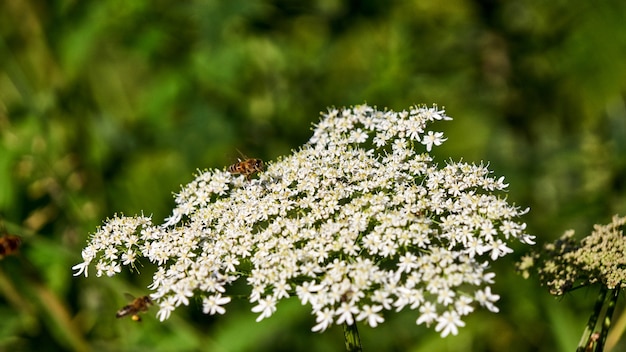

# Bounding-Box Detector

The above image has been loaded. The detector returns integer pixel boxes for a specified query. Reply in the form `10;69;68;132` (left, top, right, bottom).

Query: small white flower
475;286;500;313
436;286;456;306
454;295;474;316
148;267;167;290
296;281;321;305
72;262;89;277
156;296;176;322
416;301;438;326
335;302;360;325
486;239;514;260
356;305;384;327
421;131;447;152
172;281;195;306
435;310;465;337
312;308;335;332
121;250;136;266
202;294;231;315
105;263;121;277
349;128;368;143
251;296;277;322
419;106;452;121
397;253;418;273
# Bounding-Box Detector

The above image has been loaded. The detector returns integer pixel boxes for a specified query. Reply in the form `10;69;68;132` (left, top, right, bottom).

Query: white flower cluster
73;104;534;337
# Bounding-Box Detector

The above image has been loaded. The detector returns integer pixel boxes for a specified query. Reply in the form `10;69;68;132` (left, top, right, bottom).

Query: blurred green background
1;0;626;351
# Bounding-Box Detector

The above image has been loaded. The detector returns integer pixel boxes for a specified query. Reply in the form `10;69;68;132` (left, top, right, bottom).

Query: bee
228;157;264;181
116;294;153;322
0;234;22;259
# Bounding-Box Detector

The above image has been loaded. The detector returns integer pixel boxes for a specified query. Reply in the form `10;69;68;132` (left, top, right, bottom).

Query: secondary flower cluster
73;104;534;337
517;214;626;296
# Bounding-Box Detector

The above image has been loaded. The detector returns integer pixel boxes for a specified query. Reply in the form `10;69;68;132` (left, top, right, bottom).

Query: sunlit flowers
73;104;533;337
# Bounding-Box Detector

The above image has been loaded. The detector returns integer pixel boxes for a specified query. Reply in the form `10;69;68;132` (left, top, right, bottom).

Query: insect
228;156;264;181
340;289;355;303
584;332;600;352
0;234;22;259
116;295;153;322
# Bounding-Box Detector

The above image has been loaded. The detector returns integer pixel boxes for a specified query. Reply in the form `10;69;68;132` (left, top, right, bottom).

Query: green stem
576;286;608;352
596;288;620;352
343;322;363;352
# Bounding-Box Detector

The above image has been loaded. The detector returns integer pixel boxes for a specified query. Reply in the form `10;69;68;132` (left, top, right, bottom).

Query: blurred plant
517;215;626;352
0;220;90;352
73;104;534;350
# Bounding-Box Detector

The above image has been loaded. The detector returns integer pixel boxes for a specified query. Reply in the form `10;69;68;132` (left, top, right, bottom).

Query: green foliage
1;0;626;351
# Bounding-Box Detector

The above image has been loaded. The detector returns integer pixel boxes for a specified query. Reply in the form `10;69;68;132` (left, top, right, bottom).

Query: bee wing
235;148;248;160
123;293;136;301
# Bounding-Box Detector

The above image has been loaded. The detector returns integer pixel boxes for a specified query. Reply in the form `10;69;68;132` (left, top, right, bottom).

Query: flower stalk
343;322;362;352
577;286;607;352
597;289;620;352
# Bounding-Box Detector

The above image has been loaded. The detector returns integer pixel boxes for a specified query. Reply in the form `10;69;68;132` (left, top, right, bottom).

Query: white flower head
73;104;533;337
